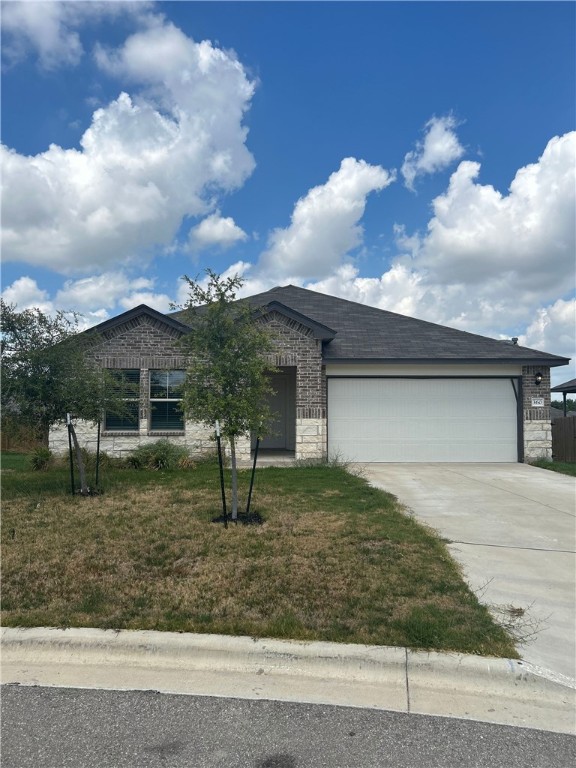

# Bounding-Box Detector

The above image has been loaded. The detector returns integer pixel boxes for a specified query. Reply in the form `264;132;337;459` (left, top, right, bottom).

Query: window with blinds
149;370;185;431
104;369;140;431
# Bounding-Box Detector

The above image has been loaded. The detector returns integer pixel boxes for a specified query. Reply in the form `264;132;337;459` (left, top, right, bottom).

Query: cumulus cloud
1;276;52;313
55;273;155;311
258;158;395;281
55;271;173;317
1;18;256;274
118;291;173;313
2;271;175;327
409;132;576;296
307;263;423;318
1;1;151;70
520;298;576;362
188;212;248;252
402;115;465;190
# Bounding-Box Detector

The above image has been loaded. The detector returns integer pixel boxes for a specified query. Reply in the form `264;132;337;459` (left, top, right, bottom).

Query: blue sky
1;0;575;386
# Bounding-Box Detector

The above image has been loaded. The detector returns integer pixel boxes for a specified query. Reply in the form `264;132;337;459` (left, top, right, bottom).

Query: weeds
474;580;549;648
489;603;549;646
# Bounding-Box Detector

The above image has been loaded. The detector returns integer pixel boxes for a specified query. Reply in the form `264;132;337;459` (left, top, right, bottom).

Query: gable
87;307;188;370
261;301;336;341
260;310;323;368
263;309;320;340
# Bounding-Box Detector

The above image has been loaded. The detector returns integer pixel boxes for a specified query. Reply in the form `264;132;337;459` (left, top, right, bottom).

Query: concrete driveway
358;463;576;682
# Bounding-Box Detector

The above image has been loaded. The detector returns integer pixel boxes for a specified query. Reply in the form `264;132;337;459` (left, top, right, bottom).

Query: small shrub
30;447;53;471
125;439;192;471
79;447;116;471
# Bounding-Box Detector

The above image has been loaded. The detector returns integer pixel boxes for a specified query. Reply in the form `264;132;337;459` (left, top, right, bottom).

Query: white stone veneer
524;419;553;460
295;418;326;461
49;420;215;459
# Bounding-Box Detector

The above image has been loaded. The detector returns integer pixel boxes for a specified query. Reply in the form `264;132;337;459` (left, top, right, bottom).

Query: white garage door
328;378;518;462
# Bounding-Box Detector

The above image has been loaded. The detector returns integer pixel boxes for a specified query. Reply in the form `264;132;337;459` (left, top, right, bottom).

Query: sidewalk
2;627;575;735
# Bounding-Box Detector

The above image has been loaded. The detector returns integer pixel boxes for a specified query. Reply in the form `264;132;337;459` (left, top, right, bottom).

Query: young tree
176;270;275;520
1;300;124;493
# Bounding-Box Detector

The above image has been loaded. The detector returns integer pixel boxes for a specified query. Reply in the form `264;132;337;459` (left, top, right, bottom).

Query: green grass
1;452;31;471
530;459;576;476
1;456;517;658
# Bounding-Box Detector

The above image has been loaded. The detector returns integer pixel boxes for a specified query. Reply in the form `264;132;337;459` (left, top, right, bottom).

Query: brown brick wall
522;364;550;420
89;316;187;370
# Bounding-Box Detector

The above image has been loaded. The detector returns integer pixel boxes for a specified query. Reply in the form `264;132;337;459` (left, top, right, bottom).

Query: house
49;285;570;463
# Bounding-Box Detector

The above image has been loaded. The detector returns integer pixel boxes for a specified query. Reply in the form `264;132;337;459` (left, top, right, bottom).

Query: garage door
328;378;518;462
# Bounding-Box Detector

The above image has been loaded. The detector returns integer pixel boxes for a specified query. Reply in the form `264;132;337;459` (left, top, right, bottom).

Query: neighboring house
49;285;570;463
551;377;576;417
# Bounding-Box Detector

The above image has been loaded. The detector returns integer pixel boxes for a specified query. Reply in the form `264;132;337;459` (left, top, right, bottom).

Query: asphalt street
2;685;575;768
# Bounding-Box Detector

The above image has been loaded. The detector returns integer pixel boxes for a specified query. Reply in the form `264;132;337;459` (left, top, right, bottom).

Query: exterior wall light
534;372;543;386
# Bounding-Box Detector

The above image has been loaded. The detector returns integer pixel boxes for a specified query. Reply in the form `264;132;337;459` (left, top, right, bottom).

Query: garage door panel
328;379;518;463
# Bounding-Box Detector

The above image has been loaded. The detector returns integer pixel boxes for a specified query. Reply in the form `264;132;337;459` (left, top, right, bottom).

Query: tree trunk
230;436;238;520
69;422;89;495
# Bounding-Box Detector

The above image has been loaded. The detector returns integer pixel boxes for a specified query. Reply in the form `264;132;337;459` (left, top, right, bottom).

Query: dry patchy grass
1;463;517;657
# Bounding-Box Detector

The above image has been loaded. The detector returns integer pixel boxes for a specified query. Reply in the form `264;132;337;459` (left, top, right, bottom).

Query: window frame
149;369;186;433
103;369;141;433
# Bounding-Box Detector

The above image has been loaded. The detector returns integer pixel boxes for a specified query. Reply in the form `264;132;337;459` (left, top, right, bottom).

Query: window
150;370;185;431
105;369;140;431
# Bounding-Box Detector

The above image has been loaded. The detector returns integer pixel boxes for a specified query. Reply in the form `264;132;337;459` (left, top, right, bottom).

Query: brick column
522;365;552;460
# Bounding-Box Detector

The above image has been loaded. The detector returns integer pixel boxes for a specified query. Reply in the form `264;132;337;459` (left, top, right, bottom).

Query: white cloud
188;212;248;252
0;271;173;323
1;276;52;313
1;18;256;274
307;263;418;317
258;158;395;281
519;298;576;363
55;273;155;311
402;115;465;190
1;1;151;70
118;291;173;313
409;132;576;297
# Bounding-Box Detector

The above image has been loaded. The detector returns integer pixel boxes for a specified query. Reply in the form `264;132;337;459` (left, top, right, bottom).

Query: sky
1;0;575;387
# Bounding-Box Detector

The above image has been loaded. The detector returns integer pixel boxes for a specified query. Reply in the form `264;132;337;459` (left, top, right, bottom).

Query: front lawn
1;452;31;471
1;459;517;657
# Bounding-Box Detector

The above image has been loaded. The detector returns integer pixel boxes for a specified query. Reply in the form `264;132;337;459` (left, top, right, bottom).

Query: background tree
176;270;275;520
1;300;124;492
551;398;576;412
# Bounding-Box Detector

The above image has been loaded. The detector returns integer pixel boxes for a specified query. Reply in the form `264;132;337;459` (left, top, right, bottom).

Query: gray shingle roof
239;285;570;365
551;378;576;392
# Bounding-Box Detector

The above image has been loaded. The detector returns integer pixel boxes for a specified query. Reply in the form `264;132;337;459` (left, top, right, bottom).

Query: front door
260;374;289;449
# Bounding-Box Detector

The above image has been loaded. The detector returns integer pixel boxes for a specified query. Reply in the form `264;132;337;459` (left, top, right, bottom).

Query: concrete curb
2;627;575;734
